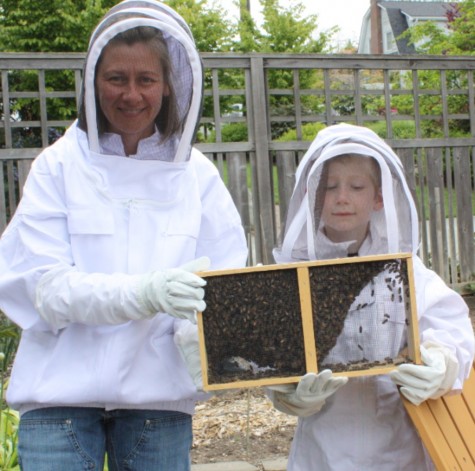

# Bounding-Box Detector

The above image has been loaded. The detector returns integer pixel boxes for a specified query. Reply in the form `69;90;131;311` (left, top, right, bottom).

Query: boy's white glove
390;342;459;406
138;256;210;323
174;321;203;391
267;370;348;417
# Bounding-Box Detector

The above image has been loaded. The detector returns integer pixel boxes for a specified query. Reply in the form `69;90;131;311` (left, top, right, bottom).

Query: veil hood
77;0;203;162
274;123;419;263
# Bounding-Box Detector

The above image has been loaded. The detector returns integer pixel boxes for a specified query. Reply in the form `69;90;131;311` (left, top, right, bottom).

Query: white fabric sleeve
35;264;148;331
413;257;474;392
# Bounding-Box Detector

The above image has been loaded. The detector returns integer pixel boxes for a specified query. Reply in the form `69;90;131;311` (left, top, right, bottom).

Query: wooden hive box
197;252;421;391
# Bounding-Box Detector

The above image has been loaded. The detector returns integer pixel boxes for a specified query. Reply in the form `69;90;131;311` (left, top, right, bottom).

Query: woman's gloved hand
267;370;348;417
35;257;210;330
138;256;210;323
390;342;459;406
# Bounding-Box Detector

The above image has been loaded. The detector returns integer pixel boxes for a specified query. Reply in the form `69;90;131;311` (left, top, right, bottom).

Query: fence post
249;56;275;264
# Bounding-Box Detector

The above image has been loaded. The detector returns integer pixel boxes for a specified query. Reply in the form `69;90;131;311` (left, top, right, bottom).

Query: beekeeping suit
0;0;247;415
273;124;473;470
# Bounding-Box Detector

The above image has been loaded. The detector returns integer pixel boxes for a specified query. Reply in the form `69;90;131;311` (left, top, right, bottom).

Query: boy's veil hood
77;0;204;162
274;123;419;263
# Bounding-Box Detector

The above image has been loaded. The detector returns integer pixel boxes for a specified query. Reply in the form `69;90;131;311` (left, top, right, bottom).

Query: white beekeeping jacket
0;0;248;414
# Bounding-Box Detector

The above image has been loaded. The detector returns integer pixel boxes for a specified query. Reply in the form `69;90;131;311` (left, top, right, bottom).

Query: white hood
78;0;203;161
274;123;419;263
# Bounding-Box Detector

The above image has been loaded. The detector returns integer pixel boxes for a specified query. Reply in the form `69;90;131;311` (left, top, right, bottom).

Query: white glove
138;256;210;323
390;342;459;406
174;321;203;391
267;370;348;417
35;257;210;330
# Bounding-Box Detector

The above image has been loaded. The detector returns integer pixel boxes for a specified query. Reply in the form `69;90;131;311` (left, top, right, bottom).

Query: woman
0;1;248;470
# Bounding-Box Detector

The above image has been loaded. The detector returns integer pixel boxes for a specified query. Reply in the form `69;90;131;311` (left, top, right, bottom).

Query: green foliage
445;0;475;55
395;2;475;136
257;0;332;54
277;122;327;141
0;316;20;471
221;122;248;142
234;0;262;52
402;20;453;55
165;0;235;52
366;120;417;139
0;0;117;53
0;408;19;470
206;122;248;142
402;0;475;56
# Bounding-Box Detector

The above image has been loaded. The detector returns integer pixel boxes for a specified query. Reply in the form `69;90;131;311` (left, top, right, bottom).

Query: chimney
370;0;383;54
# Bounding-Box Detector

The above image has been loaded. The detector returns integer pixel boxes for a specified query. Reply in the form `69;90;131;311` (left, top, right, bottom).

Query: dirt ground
191;295;475;467
191;388;296;467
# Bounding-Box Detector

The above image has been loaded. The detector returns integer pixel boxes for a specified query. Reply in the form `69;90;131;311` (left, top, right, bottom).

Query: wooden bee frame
197;253;420;391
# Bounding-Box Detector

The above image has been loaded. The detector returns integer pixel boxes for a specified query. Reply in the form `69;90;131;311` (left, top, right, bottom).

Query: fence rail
0;52;474;288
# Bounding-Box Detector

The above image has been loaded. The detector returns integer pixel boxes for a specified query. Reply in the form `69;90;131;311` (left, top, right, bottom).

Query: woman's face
95;41;169;151
321;156;383;244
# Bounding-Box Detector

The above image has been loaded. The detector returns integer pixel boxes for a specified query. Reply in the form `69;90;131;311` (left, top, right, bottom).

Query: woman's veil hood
274;123;419;263
77;0;204;162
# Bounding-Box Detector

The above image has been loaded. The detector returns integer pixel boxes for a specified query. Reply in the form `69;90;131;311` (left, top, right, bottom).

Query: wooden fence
0;52;474;289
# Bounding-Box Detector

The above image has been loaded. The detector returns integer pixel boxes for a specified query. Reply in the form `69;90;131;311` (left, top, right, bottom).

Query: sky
301;0;370;47
220;0;370;48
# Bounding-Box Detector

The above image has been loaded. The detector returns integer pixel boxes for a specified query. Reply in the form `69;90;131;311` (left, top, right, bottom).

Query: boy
270;123;474;470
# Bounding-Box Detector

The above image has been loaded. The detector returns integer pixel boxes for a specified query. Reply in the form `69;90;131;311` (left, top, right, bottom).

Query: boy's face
321;156;383;244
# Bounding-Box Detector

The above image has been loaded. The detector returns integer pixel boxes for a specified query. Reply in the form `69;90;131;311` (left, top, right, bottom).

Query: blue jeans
18;407;193;471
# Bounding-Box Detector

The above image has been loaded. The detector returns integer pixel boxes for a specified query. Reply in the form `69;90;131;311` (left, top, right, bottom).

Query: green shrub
277;122;327;141
206;122;248;143
0;407;19;470
366;120;417;139
0;317;20;470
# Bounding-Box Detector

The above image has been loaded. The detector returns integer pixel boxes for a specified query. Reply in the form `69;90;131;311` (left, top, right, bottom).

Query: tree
402;0;475;56
0;0;117;52
398;1;475;137
226;0;335;138
230;0;333;53
0;0;120;147
165;0;235;52
442;0;475;54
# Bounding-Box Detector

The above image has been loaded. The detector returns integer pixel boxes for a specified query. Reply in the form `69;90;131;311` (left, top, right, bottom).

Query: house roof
380;1;452;20
379;1;453;53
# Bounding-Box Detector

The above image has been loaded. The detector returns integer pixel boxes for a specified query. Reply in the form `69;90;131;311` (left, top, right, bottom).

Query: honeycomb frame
197;253;420;391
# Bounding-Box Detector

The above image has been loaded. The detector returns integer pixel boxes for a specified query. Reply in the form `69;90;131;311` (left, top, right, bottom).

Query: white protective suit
0;0;248;415
273;124;474;470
